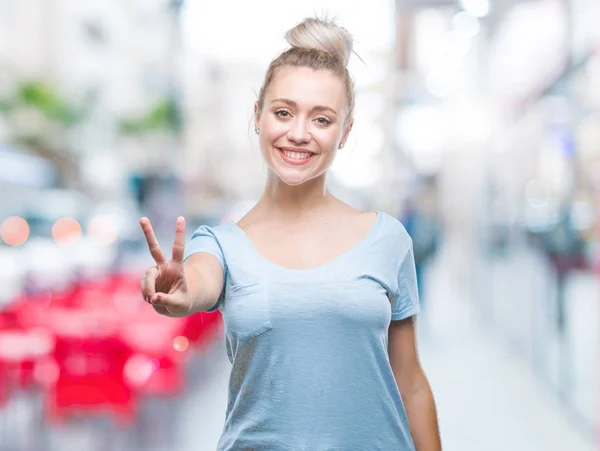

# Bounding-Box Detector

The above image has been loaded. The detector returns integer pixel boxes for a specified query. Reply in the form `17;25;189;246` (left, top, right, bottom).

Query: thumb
151;291;190;312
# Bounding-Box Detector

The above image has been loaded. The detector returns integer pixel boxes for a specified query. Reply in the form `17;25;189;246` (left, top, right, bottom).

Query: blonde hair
257;17;355;123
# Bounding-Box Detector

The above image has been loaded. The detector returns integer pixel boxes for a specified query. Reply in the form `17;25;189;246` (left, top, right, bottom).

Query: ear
254;102;260;128
339;118;354;149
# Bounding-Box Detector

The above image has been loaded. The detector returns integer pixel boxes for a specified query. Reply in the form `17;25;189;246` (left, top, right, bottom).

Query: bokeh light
52;218;82;243
0;216;30;246
173;336;189;352
459;0;491;18
124;354;160;387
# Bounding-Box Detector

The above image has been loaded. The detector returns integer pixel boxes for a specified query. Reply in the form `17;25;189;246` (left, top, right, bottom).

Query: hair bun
285;17;354;67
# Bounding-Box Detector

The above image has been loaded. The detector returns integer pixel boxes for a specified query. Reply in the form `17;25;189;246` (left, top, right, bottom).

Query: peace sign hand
139;216;192;317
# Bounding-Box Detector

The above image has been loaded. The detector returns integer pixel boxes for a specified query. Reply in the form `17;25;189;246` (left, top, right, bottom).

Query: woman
140;17;441;451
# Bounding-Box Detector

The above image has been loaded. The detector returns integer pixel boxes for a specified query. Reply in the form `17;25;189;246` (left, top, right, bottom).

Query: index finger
172;216;186;263
140;217;167;265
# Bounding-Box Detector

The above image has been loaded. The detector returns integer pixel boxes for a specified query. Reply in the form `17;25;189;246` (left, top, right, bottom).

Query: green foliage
0;80;84;125
17;81;83;125
119;98;181;135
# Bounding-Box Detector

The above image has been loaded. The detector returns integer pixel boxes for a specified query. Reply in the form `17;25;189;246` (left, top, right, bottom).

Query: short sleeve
184;225;227;312
391;244;421;321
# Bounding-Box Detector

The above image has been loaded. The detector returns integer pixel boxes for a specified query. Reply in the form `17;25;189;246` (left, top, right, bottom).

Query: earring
255;126;260;135
339;142;345;148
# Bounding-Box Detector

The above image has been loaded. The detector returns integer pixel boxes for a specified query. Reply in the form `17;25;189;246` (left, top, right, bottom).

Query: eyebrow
270;98;338;116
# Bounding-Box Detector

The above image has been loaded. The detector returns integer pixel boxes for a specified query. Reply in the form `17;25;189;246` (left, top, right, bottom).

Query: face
255;66;353;187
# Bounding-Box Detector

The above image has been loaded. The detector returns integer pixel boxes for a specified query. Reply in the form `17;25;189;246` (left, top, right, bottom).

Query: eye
315;116;332;126
274;109;290;118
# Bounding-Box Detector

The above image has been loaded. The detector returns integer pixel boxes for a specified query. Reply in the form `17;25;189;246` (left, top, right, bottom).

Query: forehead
265;66;347;111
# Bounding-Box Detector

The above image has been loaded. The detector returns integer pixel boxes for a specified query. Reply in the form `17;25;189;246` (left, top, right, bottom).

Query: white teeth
282;150;312;160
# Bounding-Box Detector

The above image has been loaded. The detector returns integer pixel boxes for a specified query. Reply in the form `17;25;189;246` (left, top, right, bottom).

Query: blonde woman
140;17;441;451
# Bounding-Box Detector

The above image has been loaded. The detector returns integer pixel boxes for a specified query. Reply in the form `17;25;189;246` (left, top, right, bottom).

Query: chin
275;170;311;187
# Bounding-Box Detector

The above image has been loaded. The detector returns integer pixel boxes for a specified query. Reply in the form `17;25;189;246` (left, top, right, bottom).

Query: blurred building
392;0;600;439
181;59;266;212
0;0;184;199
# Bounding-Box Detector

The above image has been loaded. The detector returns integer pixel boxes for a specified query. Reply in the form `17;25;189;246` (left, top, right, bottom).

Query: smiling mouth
277;148;316;165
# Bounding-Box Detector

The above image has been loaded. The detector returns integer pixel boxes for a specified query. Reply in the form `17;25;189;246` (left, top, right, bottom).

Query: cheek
315;130;341;153
258;125;282;161
260;117;286;140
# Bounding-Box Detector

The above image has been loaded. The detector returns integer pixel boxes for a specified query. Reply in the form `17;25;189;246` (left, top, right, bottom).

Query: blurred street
420;241;594;451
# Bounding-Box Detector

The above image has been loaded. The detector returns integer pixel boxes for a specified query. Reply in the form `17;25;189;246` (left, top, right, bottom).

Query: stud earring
255;126;260;134
339;142;345;148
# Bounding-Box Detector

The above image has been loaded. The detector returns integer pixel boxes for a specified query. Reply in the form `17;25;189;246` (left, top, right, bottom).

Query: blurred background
0;0;598;450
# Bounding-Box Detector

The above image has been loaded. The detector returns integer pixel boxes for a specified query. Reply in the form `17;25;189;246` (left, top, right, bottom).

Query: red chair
0;327;55;390
45;333;135;426
35;305;136;426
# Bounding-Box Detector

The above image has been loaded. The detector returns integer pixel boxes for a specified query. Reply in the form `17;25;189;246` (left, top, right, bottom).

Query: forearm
400;378;441;451
184;264;210;313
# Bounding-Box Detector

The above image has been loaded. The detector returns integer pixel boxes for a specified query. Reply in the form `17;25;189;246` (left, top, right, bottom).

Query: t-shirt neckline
227;210;383;275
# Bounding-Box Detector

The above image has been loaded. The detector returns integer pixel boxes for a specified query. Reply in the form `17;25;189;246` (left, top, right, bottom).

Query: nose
286;119;310;144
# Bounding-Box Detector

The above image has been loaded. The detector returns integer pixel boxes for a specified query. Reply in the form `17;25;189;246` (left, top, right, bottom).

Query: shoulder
351;209;379;235
190;221;235;239
185;221;241;265
371;211;413;265
186;221;237;255
376;211;411;242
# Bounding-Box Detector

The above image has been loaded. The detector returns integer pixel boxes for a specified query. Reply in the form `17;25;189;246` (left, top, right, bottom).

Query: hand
139;216;192;317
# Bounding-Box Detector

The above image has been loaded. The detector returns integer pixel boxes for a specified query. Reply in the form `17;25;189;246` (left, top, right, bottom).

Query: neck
257;171;335;219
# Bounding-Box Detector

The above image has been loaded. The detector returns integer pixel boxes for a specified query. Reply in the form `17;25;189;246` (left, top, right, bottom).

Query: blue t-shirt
184;210;420;450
